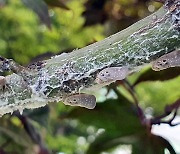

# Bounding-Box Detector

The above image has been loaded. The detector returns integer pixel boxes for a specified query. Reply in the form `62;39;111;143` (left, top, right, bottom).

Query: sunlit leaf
135;76;180;113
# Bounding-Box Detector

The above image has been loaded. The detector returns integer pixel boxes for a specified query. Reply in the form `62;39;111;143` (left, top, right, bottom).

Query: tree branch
0;3;180;116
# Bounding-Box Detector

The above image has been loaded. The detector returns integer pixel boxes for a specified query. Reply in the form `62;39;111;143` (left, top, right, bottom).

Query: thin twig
151;99;180;126
119;80;146;124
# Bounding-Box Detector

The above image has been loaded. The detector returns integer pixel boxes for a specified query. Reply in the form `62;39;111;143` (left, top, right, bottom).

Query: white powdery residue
117;43;123;51
152;48;165;55
145;55;150;61
134;54;146;60
37;70;50;95
112;40;122;47
0;105;14;116
168;25;177;32
129;32;137;40
30;84;38;95
87;49;92;53
77;60;114;81
126;51;135;61
13;98;25;111
153;24;160;31
50;53;69;63
75;54;90;63
165;47;168;51
0;93;48;116
24;93;48;109
74;72;91;81
84;68;98;77
147;52;157;58
170;34;179;39
147;37;158;43
140;32;149;36
152;41;159;47
97;47;116;59
87;64;101;74
87;60;114;75
19;107;24;115
106;47;116;53
88;56;97;62
84;57;101;70
65;72;77;80
48;97;63;104
50;55;58;59
54;53;68;58
0;99;9;107
124;52;130;57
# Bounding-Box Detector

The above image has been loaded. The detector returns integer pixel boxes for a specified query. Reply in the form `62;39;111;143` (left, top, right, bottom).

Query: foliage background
0;0;179;153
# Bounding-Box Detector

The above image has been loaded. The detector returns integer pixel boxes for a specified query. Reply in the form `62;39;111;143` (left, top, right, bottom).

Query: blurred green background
0;0;180;154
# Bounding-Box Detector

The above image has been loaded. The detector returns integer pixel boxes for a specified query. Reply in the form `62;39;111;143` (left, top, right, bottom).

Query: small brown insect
152;50;180;71
64;94;96;109
96;67;129;84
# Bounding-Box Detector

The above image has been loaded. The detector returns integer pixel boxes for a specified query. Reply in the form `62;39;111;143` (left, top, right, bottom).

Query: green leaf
21;0;51;28
24;106;50;127
133;67;180;86
67;93;145;153
87;132;176;154
67;97;143;136
135;76;180;113
0;117;33;148
132;135;176;154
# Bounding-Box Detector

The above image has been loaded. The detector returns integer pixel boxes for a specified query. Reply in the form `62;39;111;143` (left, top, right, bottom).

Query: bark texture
0;2;180;116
